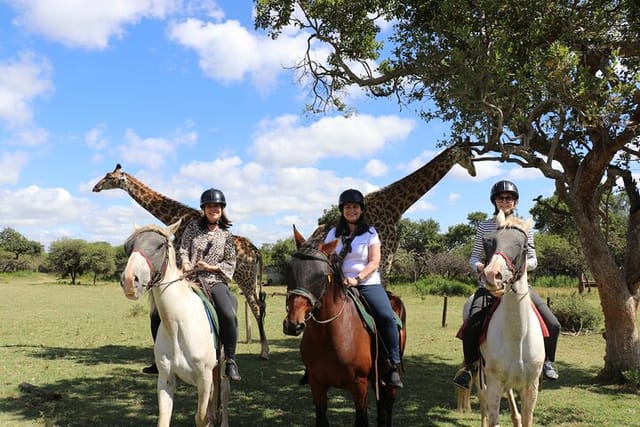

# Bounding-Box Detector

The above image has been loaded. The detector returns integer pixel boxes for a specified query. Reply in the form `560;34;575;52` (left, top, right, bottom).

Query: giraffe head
92;164;127;192
451;143;477;177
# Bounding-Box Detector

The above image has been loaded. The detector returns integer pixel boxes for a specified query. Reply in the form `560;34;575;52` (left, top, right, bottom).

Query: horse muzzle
283;318;305;336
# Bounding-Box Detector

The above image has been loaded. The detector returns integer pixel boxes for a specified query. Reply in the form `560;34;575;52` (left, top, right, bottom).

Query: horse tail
386;291;407;368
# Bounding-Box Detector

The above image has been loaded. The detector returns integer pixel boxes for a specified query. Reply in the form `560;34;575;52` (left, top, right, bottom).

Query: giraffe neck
366;145;461;216
123;173;199;225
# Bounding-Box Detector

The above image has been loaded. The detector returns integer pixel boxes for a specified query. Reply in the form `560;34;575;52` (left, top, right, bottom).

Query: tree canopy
255;0;640;380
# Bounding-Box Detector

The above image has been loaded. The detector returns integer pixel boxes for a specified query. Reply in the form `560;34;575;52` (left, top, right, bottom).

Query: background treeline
0;192;627;289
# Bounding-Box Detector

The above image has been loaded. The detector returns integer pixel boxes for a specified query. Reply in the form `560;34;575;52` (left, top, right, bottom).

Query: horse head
483;211;532;295
120;220;181;300
282;225;339;336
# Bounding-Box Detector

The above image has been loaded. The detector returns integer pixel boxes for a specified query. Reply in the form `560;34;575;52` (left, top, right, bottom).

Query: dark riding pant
357;284;401;366
462;288;495;366
208;282;239;360
462;287;561;366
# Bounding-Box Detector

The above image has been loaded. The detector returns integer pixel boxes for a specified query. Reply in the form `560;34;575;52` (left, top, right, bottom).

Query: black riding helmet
490;180;519;204
200;188;226;209
338;189;366;211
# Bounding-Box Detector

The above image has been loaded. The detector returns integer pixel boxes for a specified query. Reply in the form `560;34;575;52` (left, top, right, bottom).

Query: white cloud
364;158;388;177
0;52;52;127
8;0;179;49
0;185;90;228
168;18;308;89
85;123;108;150
251;114;415;167
9;126;49;146
114;128;197;169
0;151;29;184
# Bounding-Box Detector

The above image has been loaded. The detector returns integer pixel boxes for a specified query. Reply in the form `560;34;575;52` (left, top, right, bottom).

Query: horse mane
496;211;531;233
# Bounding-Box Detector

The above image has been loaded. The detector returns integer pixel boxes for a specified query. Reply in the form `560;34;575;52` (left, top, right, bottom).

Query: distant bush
550;294;603;334
413;274;475;297
530;275;577;288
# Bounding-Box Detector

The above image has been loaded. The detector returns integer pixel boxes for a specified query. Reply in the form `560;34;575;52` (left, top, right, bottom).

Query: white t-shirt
324;226;382;285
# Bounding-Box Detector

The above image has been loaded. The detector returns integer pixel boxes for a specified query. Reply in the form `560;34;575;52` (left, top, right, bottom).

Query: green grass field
0;274;637;426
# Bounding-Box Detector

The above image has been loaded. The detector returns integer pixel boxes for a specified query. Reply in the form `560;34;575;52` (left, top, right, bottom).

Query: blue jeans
357;284;401;366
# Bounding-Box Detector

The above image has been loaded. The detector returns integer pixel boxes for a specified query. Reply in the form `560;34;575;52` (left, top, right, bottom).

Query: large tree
0;227;43;259
255;0;640;380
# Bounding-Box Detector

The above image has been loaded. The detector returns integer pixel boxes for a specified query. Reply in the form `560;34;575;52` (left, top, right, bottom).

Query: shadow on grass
0;340;620;426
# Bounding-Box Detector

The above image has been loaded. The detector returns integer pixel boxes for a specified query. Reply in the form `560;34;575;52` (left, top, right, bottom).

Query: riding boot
388;365;403;389
225;358;241;381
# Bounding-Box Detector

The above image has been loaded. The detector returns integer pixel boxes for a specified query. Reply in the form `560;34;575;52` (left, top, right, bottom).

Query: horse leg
157;375;176;427
349;379;369;427
311;385;330;427
486;381;503;427
195;373;214;427
519;384;539;427
505;389;522;427
375;386;397;427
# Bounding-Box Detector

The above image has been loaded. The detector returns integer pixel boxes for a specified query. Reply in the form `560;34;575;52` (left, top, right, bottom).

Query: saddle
455;298;549;342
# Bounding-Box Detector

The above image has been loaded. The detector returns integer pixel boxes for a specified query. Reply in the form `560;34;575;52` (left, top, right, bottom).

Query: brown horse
283;226;407;427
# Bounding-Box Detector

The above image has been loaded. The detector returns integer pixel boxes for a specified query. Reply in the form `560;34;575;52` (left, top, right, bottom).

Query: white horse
477;211;545;427
120;220;229;427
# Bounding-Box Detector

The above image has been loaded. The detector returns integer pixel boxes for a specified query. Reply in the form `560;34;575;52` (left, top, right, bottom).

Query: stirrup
225;359;241;381
453;367;472;390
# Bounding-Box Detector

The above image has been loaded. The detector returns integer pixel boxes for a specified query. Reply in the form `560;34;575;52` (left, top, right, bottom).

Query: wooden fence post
442;295;448;328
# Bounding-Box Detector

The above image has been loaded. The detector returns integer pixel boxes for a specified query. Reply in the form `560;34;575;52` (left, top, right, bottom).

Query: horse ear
321;239;339;256
293;225;306;249
168;219;182;236
496;209;506;225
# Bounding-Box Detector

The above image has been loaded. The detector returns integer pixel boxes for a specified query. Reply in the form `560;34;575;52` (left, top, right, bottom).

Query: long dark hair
334;211;372;238
198;211;232;230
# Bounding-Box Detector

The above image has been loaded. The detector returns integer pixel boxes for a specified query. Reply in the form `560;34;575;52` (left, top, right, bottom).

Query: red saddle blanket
456;299;550;343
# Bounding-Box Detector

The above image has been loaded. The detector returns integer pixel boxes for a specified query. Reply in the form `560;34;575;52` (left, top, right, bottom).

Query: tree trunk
572;203;640;381
598;289;640;381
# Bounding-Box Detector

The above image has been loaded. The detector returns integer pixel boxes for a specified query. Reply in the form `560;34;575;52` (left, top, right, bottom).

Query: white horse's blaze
121;252;151;299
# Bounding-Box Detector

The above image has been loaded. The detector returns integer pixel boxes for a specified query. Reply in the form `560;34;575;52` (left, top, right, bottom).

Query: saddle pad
347;288;377;333
192;286;220;346
346;288;404;333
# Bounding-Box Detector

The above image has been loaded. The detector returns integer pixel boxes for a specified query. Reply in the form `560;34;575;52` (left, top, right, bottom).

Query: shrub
549;293;603;334
622;368;640;390
413;274;475;297
529;275;577;288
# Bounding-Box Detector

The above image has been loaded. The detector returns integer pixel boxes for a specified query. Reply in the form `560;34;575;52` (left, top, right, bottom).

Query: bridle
487;226;529;295
286;246;348;324
126;229;184;289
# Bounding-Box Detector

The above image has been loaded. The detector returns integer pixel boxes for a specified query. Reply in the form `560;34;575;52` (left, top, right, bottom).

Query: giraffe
309;142;476;279
93;164;269;360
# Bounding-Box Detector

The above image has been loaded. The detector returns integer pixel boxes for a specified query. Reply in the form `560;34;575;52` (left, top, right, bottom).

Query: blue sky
0;0;553;250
